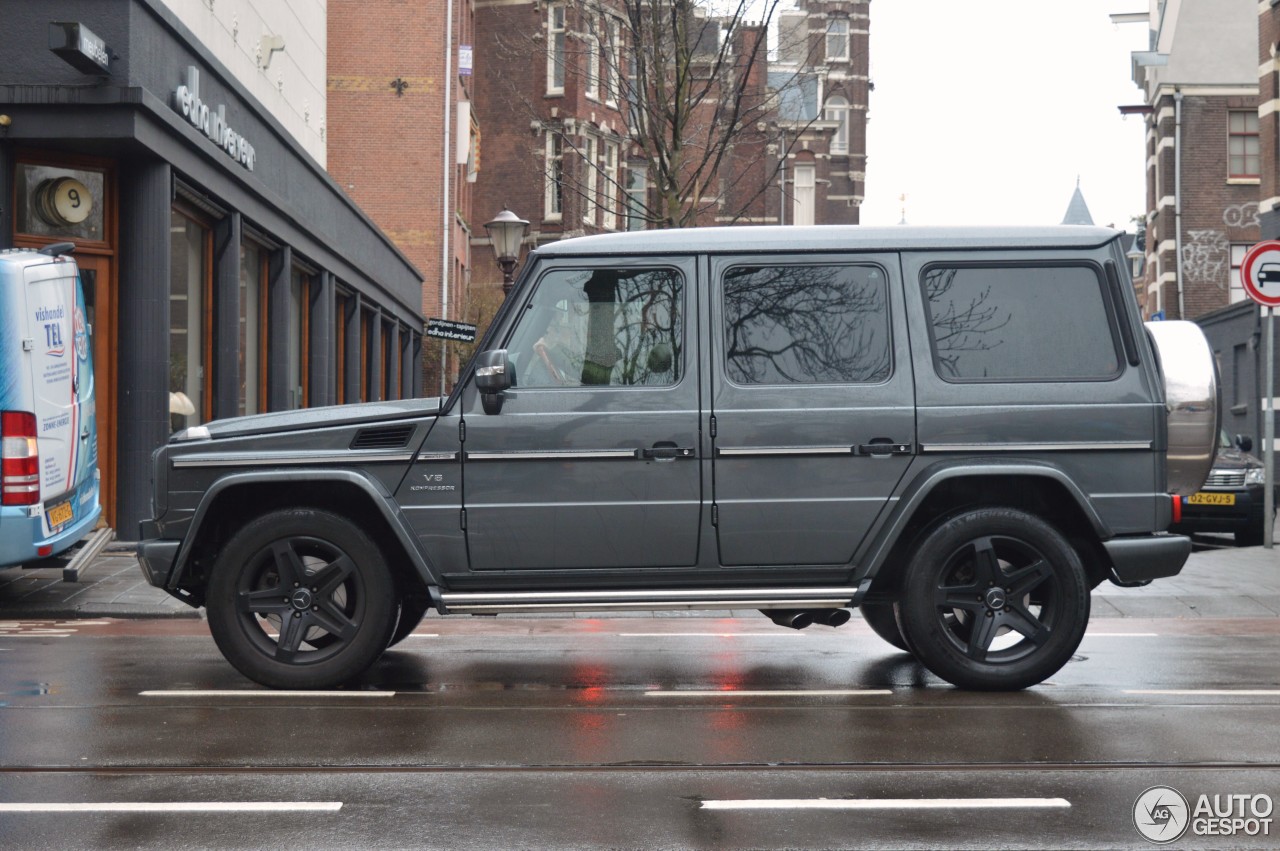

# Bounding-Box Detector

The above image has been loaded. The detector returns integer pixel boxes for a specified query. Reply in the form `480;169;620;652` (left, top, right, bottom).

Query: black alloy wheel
897;507;1089;691
207;509;397;689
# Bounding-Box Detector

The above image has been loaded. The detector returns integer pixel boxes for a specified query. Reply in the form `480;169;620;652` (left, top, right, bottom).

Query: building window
625;166;647;230
547;3;566;94
1229;110;1259;179
169;209;211;433
583;134;598;226
586;28;601;101
382;319;397;401
825;95;849;155
238;241;267;416
1231;243;1249;303
793;163;815;227
602;141;619;230
826;19;849;62
606;18;622;106
334;291;348;405
545;132;564;221
286;268;311;409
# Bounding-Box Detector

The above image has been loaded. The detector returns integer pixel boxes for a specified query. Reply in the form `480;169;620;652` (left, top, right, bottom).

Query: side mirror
475;349;510;415
1236;434;1253;453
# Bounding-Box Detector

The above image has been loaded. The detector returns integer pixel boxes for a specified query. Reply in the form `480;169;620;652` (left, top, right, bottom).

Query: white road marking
1084;632;1159;637
139;690;396;698
701;797;1071;811
399;634;440;639
645;689;892;697
618;632;804;638
0;634;71;638
0;802;342;813
1124;689;1280;696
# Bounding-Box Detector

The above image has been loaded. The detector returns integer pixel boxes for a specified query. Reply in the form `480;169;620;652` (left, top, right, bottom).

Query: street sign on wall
1239;240;1280;307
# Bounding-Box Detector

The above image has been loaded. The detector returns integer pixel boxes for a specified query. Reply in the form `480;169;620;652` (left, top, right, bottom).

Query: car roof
532;225;1121;257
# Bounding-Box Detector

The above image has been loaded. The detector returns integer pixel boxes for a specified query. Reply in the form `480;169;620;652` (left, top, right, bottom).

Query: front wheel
897;508;1089;691
206;508;397;689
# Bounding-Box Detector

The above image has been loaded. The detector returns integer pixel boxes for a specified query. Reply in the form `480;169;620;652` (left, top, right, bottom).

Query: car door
460;257;701;570
708;254;915;567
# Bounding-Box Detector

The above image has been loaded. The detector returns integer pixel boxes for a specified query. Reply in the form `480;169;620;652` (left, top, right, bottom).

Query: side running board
438;585;868;615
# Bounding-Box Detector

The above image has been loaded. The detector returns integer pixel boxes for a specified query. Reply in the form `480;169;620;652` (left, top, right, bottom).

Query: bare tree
486;0;836;230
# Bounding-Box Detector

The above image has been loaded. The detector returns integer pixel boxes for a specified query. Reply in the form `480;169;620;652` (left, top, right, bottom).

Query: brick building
328;0;480;390
1120;0;1259;321
771;0;869;226
470;0;872;299
1117;0;1278;451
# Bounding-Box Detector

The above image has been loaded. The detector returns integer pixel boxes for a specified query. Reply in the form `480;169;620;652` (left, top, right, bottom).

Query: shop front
1;1;425;537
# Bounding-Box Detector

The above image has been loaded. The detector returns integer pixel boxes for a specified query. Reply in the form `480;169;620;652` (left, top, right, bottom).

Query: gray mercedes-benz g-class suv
137;226;1218;691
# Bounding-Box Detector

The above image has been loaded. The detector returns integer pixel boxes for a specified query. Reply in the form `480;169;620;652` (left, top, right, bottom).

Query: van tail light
1;411;40;506
1171;494;1182;525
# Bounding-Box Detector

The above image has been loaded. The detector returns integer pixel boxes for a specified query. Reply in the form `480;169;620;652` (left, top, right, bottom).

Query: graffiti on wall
1223;203;1260;229
1181;230;1228;284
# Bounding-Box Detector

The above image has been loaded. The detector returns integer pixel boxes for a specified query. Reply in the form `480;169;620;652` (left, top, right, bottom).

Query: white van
0;244;100;567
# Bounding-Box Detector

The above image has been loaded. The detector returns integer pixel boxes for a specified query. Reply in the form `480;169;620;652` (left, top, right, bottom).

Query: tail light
1;411;39;506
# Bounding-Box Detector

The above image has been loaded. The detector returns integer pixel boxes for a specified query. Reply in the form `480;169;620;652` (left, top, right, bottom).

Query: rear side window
722;264;891;385
921;264;1120;382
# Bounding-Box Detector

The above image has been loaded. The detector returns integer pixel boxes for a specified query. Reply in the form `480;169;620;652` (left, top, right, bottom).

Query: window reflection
723;264;890;385
507;268;682;388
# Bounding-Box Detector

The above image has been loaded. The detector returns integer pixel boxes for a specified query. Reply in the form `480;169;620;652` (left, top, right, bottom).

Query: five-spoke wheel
207;509;397;689
897;507;1089;690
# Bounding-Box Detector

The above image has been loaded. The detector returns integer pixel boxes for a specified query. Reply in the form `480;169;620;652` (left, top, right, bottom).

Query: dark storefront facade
1;0;425;537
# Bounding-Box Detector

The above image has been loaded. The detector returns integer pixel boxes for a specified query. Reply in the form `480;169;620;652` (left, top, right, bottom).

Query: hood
1211;445;1263;471
192;397;444;440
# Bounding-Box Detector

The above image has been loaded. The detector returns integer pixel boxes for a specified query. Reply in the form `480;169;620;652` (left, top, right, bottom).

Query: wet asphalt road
1;615;1279;849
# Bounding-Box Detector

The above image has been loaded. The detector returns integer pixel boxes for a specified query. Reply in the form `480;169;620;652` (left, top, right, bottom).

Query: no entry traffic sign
1239;240;1280;307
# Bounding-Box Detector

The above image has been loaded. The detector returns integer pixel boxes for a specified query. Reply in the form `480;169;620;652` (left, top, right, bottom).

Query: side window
506;267;683;388
722;264;891;385
921;264;1120;381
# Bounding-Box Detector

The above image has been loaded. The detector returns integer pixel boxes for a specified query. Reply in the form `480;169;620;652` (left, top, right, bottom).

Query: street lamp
484;208;530;295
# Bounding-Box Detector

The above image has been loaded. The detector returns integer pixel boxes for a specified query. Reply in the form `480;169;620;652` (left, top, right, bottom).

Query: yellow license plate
47;500;74;528
1187;492;1236;506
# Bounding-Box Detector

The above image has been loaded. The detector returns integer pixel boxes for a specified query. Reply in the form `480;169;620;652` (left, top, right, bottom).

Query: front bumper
136;537;180;588
1103;534;1192;584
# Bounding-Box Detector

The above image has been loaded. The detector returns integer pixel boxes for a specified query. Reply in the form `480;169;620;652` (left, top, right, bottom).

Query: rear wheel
206;508;397;689
897;507;1089;691
858;602;910;652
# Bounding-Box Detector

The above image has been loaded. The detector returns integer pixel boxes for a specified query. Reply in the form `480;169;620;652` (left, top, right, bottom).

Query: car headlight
1245;467;1265;486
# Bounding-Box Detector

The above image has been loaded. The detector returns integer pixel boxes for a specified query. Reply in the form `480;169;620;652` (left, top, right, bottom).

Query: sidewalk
0;537;1275;621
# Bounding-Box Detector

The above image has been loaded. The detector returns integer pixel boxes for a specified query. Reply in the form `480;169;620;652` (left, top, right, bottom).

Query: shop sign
173;67;257;172
48;22;111;75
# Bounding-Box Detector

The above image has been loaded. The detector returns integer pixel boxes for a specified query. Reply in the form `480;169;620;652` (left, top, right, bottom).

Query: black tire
897;507;1089;691
206;508;397;689
859;602;910;652
387;595;430;648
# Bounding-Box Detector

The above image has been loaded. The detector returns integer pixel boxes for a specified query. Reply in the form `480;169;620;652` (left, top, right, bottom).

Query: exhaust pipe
760;609;814;630
811;608;851;628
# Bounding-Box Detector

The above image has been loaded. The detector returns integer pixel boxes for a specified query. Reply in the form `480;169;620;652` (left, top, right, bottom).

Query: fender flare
165;469;439;592
854;459;1112;584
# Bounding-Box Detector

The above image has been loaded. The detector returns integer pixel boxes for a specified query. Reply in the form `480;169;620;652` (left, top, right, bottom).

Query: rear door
708;254;915;567
24;259;94;533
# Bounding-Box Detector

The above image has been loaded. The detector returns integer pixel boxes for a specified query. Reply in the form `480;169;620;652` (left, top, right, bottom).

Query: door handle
856;440;912;456
639;443;695;460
